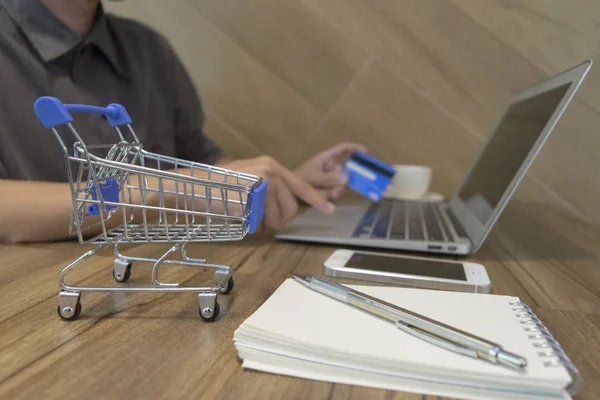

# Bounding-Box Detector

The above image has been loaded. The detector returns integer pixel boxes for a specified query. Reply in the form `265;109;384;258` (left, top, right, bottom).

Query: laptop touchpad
279;204;367;238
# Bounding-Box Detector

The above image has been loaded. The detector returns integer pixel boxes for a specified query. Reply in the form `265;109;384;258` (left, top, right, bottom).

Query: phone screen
345;253;467;281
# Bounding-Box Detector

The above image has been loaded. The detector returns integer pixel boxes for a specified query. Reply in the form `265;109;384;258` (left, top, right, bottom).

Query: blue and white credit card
342;152;396;202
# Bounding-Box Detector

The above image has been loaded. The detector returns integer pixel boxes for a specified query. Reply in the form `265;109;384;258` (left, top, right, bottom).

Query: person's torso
0;8;178;181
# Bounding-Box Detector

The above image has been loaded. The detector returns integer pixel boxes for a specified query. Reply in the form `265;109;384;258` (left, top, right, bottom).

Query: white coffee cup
387;165;432;199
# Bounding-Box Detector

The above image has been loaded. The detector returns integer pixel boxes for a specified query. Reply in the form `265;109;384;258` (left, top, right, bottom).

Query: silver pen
292;273;527;371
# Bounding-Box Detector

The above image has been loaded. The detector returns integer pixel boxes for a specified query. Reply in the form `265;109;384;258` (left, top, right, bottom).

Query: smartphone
324;249;491;293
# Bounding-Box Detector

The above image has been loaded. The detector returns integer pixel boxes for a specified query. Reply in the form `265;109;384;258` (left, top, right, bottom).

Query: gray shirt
0;0;222;181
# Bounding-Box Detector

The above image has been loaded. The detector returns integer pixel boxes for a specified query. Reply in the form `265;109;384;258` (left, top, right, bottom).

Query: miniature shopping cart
34;96;268;322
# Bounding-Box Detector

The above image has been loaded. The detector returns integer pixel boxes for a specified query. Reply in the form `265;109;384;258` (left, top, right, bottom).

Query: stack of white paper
234;279;575;400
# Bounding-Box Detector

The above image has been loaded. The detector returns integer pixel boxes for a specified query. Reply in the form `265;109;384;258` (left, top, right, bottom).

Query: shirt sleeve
166;42;223;165
0;129;8;178
0;161;8;179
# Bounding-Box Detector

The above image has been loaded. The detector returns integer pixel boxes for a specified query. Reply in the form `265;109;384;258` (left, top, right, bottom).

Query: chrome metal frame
51;117;262;321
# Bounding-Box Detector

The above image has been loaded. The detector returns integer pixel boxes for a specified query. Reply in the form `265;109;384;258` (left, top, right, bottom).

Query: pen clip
395;321;478;359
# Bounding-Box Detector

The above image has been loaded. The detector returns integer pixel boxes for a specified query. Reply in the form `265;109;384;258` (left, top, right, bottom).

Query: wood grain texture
1;232;600;399
3;0;599;398
190;0;369;112
450;0;600;74
104;0;600;226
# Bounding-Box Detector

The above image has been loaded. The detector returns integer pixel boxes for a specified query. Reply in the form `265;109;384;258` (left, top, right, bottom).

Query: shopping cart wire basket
34;96;268;321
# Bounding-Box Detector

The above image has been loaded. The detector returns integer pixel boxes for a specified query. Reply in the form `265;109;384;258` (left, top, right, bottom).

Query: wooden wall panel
105;0;600;226
450;0;600;74
302;61;483;196
301;0;535;135
578;54;600;112
190;0;369;112
107;0;325;164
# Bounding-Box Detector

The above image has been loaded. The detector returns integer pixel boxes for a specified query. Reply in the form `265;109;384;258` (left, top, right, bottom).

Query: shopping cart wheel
199;302;220;322
113;259;132;283
57;303;82;321
198;292;220;322
222;277;235;295
216;269;234;294
57;291;82;321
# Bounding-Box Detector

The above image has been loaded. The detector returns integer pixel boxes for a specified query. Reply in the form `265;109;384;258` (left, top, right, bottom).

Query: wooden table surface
1;203;600;399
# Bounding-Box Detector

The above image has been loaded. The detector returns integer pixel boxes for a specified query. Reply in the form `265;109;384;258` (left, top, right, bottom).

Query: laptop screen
458;83;571;224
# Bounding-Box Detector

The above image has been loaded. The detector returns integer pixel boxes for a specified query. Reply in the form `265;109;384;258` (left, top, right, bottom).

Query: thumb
308;171;348;188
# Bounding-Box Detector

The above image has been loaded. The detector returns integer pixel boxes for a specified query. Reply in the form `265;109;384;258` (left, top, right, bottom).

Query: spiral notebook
234;279;582;400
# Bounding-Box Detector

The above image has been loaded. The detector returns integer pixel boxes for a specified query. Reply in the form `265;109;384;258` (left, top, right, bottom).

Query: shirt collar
88;7;129;78
3;0;129;78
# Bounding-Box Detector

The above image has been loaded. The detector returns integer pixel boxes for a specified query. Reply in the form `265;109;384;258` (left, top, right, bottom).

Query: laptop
276;61;592;255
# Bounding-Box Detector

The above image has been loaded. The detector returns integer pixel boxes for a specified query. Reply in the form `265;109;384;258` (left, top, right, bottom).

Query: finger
298;188;330;203
274;163;335;214
309;188;328;199
329;184;345;199
258;220;269;233
274;180;299;223
323;158;336;172
263;183;284;230
256;221;266;233
307;171;348;188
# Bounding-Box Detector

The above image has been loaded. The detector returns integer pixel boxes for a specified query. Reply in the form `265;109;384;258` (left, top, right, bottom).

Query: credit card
342;152;396;202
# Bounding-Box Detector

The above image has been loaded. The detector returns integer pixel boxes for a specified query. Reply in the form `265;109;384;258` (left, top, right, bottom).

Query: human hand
294;142;367;199
218;156;335;230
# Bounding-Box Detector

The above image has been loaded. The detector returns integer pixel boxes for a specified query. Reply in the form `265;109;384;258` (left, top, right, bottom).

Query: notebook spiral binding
509;301;583;396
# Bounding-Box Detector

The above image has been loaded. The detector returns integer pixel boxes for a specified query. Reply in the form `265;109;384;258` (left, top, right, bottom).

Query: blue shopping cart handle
246;181;268;234
34;96;132;128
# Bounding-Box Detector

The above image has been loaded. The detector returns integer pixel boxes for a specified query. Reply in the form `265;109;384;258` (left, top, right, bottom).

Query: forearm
214;156;232;167
0;177;175;244
0;180;76;243
0;168;247;244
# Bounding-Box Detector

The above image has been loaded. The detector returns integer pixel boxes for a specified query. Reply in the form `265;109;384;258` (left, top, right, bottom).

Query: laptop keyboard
407;202;424;240
389;203;407;239
352;200;462;242
423;204;445;241
371;202;391;238
353;203;380;238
